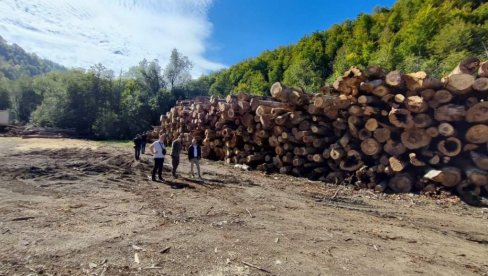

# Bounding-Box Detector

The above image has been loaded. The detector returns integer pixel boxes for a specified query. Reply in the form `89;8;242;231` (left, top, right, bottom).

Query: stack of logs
160;57;488;200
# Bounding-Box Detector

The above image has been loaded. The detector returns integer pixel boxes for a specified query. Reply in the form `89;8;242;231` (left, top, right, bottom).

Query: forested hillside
205;0;488;95
0;36;65;80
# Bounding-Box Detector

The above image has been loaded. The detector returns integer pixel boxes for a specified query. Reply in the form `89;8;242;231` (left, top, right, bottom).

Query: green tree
164;48;193;90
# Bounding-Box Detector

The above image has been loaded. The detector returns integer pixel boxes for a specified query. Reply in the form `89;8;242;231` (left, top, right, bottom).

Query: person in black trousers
149;134;166;181
133;134;142;160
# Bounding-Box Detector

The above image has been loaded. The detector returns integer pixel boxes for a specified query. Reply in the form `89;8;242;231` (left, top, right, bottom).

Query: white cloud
0;0;224;76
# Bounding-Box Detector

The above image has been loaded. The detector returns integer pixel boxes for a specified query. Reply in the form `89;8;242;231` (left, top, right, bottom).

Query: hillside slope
206;0;488;95
0;35;65;80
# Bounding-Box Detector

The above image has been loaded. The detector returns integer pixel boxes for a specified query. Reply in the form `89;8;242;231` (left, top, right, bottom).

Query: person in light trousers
187;138;202;179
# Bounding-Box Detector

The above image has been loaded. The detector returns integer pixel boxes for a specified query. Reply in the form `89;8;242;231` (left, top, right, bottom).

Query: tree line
0;49;211;139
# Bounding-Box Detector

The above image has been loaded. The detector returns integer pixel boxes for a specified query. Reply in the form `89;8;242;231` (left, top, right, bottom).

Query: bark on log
434;104;466;122
424;167;462;187
403;71;442;91
466;167;488;186
449;57;480;76
479;61;488;77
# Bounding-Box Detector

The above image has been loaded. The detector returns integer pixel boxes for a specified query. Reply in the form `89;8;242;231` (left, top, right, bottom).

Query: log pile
160;58;488;201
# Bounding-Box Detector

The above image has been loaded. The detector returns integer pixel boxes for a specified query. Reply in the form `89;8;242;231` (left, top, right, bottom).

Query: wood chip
241;261;272;274
160;246;171;254
134;253;140;264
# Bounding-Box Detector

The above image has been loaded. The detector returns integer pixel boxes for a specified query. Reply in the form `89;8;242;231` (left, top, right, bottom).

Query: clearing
0;137;487;275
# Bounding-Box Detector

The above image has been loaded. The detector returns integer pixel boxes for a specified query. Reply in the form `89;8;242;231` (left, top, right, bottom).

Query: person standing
141;132;148;154
133;134;142;161
187;138;202;179
171;134;183;178
149;134;166;181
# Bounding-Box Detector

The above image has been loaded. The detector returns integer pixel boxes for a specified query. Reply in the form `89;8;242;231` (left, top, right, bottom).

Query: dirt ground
0;137;487;276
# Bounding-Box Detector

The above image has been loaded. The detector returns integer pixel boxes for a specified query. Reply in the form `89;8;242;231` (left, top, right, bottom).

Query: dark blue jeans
134;146;141;160
152;158;164;180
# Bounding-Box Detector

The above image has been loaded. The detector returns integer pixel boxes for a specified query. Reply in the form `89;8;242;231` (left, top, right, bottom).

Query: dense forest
205;0;488;95
0;0;486;139
0;35;65;80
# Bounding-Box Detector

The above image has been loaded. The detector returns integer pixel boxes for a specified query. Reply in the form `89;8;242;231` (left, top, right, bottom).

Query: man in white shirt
187;138;202;179
149;133;166;181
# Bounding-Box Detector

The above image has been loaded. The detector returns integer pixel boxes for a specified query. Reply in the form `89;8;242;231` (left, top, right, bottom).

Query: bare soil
0;137;487;276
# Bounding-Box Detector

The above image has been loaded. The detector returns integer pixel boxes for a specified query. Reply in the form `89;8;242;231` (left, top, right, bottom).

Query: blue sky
0;0;396;76
207;0;397;66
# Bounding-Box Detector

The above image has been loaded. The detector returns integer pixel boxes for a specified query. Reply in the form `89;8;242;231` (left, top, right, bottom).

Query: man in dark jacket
171;134;183;178
133;134;142;160
187;138;202;179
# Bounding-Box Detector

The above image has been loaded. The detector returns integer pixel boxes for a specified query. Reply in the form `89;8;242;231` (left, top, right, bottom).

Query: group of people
133;131;149;160
136;133;202;182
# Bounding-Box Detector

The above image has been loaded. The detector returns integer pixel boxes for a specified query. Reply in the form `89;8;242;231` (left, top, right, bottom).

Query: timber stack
159;57;488;201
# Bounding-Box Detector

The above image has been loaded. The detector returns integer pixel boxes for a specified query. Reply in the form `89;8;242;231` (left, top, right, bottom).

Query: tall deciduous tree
164;48;193;90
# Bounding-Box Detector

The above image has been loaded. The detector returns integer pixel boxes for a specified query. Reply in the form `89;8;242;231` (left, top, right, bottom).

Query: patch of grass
96;140;133;149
